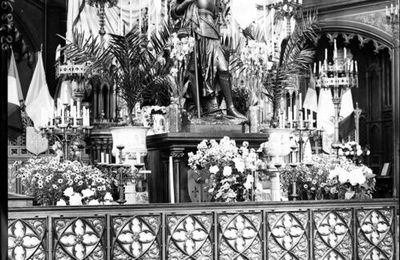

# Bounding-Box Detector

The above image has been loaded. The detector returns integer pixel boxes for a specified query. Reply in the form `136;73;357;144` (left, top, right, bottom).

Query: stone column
391;25;399;198
170;148;185;203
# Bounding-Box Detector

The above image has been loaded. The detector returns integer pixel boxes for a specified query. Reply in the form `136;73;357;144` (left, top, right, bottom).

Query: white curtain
66;0;167;42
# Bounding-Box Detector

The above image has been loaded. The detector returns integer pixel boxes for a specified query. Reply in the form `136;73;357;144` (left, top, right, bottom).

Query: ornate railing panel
313;209;353;260
8;199;399;260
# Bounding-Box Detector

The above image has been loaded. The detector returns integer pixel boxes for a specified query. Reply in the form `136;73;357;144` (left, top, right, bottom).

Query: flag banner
8;50;24;140
303;86;318;112
317;88;335;154
340;88;354;119
25;51;54;129
339;112;355;140
26;127;49;155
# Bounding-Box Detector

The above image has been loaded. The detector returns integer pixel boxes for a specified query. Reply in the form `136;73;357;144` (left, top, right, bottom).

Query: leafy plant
61;23;174;125
230;11;319;125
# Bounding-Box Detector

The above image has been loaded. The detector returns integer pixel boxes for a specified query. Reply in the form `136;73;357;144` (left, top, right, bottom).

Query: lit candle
344;47;347;60
355;60;358;73
391;3;394;14
324;48;328;60
313;62;316;74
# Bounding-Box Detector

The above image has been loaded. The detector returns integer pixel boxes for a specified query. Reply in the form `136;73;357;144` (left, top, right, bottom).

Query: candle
77;101;81;118
169;156;175;203
355;60;358;73
101;152;105;163
61;105;65;124
324;48;328;60
105;154;110;164
344;47;347;60
391;3;394;14
386;5;389;16
136;152;141;164
313;62;316;74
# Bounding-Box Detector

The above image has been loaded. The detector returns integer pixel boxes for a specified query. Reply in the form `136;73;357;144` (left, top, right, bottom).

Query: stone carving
313;210;353;259
167;214;213;259
8;219;46;260
218;213;262;260
112;215;161;259
54;217;106;260
357;209;394;259
267;211;309;260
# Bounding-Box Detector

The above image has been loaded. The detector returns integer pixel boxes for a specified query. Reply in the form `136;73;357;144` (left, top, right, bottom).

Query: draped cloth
66;0;166;42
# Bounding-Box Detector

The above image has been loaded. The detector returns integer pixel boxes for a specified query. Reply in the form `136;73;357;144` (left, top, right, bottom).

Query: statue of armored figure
170;0;247;120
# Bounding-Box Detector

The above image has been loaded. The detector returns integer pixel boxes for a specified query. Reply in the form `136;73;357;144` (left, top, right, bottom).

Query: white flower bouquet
188;137;262;202
13;156;115;206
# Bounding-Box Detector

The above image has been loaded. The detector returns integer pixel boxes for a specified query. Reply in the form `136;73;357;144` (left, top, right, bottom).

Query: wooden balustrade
8;199;399;260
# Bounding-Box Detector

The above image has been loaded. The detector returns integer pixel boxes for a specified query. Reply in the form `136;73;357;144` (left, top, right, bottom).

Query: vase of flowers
280;153;376;200
188;137;262;202
13;156;115;206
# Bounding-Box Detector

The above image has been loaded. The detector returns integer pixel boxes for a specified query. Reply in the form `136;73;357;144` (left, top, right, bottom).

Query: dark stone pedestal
146;132;268;203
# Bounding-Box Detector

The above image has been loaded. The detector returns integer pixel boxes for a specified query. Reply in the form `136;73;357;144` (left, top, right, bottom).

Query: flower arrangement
168;33;195;107
280;154;376;200
13;156;115;206
169;33;196;62
336;141;370;164
239;40;273;76
188;137;262;202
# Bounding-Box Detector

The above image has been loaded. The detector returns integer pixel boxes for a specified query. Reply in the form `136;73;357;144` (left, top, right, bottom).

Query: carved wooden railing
8;199;398;260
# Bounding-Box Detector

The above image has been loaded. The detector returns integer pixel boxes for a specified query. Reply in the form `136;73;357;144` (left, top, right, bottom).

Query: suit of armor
170;0;246;119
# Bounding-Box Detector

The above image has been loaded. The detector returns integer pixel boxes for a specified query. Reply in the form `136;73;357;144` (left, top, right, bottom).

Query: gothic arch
319;20;393;53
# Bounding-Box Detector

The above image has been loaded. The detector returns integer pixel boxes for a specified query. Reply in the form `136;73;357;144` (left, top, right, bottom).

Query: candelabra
312;39;358;144
97;146;150;204
41;99;92;161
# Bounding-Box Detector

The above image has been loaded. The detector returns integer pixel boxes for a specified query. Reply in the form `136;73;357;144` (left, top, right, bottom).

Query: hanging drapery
66;0;166;42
